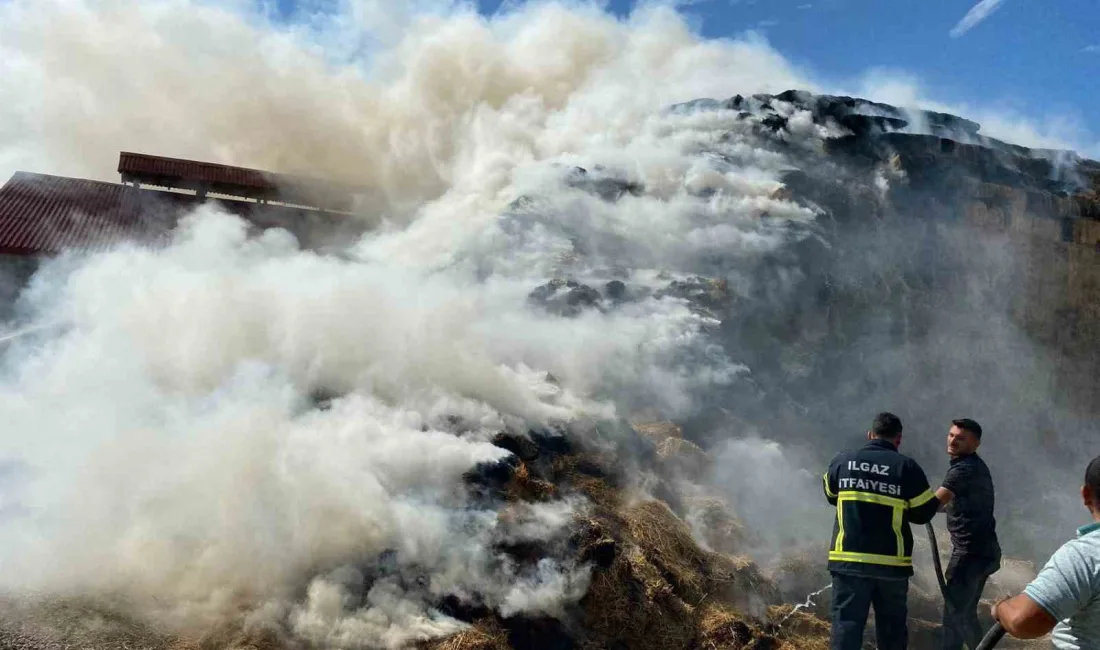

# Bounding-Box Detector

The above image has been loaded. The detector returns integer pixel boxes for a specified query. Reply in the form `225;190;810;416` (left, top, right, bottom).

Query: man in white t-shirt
991;455;1100;649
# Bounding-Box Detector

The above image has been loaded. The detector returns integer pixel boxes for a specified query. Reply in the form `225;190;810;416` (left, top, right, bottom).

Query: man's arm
992;594;1057;639
823;460;839;506
995;540;1093;640
904;460;940;525
935;486;955;511
937;462;968;511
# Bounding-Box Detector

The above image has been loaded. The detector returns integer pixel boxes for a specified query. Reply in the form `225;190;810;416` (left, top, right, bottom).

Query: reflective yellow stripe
824;472;837;498
834;500;845;552
837;491;906;509
834;491;910;564
908;489;936;508
828;551;913;567
892;501;904;557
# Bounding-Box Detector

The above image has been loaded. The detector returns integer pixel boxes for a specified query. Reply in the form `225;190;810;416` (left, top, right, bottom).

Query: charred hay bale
655;437;710;476
621;500;710;603
631;421;683;445
422;620;510;650
770;551;830;609
463;455;521;500
550;455;619;508
570;516;618;570
580;545;697;650
503;462;557;502
619;500;778;615
697;604;754;649
707;553;782;617
764;606;830;650
490;432;540;462
685;496;746;556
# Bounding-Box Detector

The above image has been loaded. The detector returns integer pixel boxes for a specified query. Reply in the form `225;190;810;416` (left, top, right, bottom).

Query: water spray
775;583;832;629
0;321;66;346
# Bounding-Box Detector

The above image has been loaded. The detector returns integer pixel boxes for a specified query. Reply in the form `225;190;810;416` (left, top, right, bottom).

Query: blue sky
273;0;1099;149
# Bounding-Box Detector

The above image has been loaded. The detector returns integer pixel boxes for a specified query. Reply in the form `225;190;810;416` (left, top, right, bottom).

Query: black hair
1086;456;1100;502
871;412;903;439
952;418;983;440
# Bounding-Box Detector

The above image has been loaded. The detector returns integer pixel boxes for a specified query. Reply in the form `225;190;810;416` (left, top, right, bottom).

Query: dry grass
687;496;746;556
503;461;557;502
697;604;753;649
766;605;830;650
631;421;684;444
581;546;697;650
0;443;839;650
621;500;710;603
423;620;509;650
656;437;710;475
551;454;621;509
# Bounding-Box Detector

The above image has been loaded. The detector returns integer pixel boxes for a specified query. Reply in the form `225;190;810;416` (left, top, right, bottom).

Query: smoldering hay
0;0;838;646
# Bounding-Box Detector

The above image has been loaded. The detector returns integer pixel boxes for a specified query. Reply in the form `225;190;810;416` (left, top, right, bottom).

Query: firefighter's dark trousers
941;553;1000;650
831;572;910;650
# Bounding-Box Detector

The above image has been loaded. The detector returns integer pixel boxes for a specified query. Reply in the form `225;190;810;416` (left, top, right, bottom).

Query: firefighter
823;412;942;650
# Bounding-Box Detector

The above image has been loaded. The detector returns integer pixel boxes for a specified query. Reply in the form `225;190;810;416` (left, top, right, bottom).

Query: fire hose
926;523;1006;650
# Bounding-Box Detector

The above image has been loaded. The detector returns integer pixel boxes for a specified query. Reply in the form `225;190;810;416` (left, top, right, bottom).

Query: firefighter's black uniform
823;438;941;650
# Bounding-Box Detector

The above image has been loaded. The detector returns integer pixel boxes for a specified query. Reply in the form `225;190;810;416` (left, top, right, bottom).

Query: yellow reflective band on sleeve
908;489;936;508
837;491;906;509
828;551;913;567
892;501;904;557
824;472;837;498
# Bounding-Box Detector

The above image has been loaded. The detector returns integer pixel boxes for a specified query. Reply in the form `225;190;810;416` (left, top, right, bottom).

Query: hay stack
575;499;787;650
632;421;683;445
697;604;753;649
422;620;509;650
656;437;711;475
687;496;747;556
767;605;830;650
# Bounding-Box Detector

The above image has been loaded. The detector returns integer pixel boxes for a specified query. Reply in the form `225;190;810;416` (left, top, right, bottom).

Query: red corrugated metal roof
118;152;277;191
0;172;359;256
0;172;166;255
116;152;365;212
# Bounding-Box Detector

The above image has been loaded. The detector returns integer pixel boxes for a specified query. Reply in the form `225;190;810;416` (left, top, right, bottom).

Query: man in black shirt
934;418;1001;650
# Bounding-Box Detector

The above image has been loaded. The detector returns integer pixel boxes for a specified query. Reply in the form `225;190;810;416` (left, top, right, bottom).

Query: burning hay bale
656;437;711;476
686;496;747;556
581;544;699;650
422;620;509;650
697;604;754;649
765;605;830;650
578;499;782;650
632;421;684;445
769;550;830;612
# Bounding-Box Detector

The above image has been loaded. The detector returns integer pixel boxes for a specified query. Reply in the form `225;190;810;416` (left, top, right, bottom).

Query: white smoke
0;0;836;644
1;0;1095;645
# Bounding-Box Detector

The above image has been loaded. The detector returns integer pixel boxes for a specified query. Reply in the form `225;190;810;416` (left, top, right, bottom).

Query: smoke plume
0;0;1096;646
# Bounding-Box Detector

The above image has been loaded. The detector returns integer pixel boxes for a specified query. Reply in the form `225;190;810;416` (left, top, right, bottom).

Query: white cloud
798;4;812;9
950;0;1006;38
1082;45;1100;54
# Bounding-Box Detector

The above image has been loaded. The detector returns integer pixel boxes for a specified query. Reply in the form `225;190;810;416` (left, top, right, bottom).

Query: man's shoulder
891;450;923;470
1059;534;1100;566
